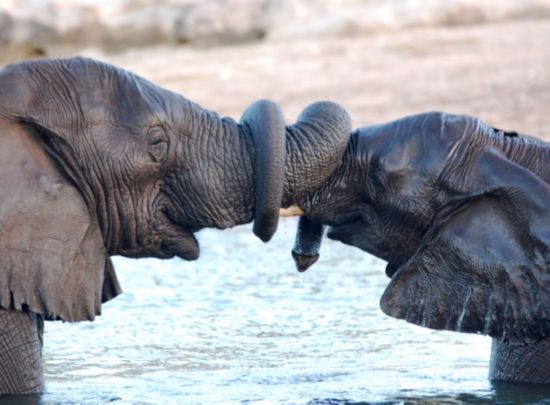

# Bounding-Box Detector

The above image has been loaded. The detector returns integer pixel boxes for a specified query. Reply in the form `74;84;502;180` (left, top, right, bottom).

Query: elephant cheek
326;221;374;252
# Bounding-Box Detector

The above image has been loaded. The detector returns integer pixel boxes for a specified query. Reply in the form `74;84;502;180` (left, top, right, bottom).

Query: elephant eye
147;127;169;163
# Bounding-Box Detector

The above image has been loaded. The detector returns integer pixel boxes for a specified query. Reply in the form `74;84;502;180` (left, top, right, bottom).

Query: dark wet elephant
290;112;550;384
0;57;352;394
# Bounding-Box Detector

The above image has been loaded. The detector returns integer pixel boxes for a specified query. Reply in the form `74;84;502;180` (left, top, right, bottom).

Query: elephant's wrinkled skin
0;57;352;394
291;112;550;384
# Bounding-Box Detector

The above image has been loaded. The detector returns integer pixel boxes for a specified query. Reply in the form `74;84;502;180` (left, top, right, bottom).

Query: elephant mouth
385;259;410;279
157;209;200;260
385;263;399;278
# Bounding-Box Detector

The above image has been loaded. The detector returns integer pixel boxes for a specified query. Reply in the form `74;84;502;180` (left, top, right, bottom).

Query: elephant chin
157;214;200;261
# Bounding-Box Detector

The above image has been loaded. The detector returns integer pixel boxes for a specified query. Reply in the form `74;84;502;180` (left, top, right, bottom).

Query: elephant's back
477;122;550;184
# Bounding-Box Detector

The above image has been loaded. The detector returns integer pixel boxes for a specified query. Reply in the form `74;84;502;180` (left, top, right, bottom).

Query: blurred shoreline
2;0;550;61
1;1;548;140
100;19;549;140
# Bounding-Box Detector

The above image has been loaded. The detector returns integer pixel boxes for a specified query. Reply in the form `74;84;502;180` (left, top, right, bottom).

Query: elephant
0;57;352;394
289;111;550;384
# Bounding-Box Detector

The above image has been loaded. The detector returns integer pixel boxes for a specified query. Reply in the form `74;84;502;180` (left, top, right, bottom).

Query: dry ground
42;18;550;140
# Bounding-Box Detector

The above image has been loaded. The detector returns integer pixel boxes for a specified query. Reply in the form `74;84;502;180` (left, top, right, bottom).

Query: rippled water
20;219;550;404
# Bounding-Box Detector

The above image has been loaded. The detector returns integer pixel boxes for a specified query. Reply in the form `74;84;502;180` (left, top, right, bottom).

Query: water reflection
0;395;42;405
16;220;545;403
489;382;550;404
307;382;550;405
5;383;550;405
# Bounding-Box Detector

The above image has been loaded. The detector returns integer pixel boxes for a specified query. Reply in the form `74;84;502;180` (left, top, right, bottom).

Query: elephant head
0;57;351;322
290;111;550;344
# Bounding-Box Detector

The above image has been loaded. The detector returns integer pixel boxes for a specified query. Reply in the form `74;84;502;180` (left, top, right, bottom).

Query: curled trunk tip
292;216;324;272
240;99;286;242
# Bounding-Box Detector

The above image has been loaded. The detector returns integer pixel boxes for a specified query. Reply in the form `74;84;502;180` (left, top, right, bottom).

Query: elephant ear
380;146;550;343
0;59;84;143
0;118;122;322
0;58;142;147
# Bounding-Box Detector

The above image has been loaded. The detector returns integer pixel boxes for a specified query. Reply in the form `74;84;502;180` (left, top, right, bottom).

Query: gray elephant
290;111;550;384
0;57;352;394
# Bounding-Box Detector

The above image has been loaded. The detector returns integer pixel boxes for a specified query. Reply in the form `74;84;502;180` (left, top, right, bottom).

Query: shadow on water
0;395;41;405
306;382;550;405
2;383;550;405
489;381;550;404
31;228;550;403
0;394;120;405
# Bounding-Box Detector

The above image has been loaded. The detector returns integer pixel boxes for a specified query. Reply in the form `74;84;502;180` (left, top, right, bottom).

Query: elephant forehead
53;58;171;128
94;83;168;127
357;112;473;174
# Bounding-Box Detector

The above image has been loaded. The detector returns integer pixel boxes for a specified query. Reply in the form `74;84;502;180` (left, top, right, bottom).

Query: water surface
31;219;550;404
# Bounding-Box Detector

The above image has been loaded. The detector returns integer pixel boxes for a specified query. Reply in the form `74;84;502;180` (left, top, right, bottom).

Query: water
19;219;550;404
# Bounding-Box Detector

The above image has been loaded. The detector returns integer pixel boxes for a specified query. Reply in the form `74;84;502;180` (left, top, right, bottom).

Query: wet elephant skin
291;112;550;383
0;57;353;393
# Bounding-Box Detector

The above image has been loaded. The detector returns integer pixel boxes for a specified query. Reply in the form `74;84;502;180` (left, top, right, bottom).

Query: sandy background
100;19;550;140
1;1;549;140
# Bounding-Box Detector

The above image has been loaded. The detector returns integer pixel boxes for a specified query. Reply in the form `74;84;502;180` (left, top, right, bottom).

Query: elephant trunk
292;216;324;272
240;100;286;242
282;102;352;272
240;100;351;244
282;101;352;207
